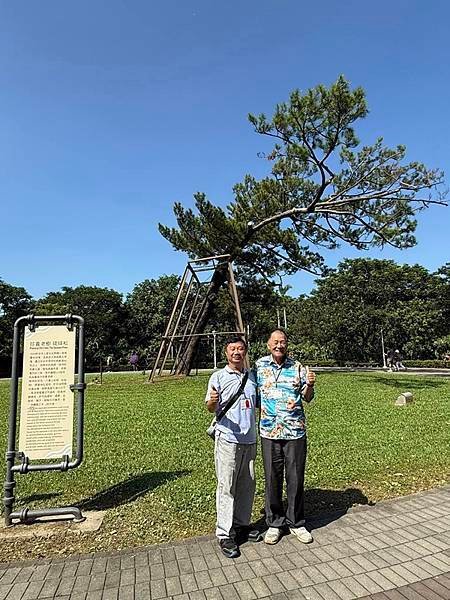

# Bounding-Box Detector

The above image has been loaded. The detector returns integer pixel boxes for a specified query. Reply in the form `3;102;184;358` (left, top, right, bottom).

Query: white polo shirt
206;366;257;444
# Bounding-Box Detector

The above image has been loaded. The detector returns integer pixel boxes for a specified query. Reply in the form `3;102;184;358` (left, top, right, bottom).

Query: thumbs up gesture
305;365;316;386
207;385;220;413
210;386;220;403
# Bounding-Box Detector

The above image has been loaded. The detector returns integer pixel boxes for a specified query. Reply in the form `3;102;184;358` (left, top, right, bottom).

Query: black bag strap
216;371;249;422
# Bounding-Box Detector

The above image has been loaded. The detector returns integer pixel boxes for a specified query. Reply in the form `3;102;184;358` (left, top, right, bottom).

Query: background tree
208;277;287;363
35;286;128;366
434;335;450;359
431;263;450;359
291;259;449;362
281;295;329;361
125;275;179;364
0;279;33;365
159;76;446;373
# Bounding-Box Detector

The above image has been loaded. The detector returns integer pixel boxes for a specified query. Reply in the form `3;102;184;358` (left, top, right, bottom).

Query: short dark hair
224;335;248;349
268;328;288;341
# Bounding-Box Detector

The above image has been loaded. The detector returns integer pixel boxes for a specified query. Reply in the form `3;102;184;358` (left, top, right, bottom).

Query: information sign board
18;325;76;460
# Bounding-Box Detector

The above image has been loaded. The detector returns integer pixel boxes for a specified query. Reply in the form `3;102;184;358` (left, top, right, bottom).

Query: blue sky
1;0;449;300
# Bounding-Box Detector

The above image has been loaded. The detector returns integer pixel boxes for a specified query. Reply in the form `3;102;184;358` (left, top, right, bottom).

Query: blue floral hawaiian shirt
254;355;313;440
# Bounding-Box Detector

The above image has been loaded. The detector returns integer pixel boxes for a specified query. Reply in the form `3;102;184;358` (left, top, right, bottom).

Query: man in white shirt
206;336;262;558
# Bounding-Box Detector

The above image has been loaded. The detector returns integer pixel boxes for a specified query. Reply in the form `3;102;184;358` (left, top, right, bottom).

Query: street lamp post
212;330;217;370
381;328;387;368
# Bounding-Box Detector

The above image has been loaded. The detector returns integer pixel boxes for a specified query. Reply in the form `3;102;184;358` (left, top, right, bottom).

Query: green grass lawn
0;371;449;562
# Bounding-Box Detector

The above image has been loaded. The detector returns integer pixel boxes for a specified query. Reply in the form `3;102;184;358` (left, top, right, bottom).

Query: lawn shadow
370;376;447;390
253;487;370;533
19;492;62;503
78;470;190;511
305;487;371;530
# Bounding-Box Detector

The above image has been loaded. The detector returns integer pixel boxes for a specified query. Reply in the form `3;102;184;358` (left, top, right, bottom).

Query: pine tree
159;76;446;374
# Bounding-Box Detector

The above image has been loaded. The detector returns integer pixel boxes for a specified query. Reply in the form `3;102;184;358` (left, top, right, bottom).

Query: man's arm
205;374;220;413
301;365;316;403
250;365;260;408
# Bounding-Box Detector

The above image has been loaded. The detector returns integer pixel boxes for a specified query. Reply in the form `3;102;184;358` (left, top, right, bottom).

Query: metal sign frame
3;314;86;526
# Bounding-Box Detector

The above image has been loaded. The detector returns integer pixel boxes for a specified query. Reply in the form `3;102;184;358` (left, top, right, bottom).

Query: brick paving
0;486;449;599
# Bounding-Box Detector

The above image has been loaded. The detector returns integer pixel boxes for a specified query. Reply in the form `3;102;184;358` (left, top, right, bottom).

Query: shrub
403;360;449;369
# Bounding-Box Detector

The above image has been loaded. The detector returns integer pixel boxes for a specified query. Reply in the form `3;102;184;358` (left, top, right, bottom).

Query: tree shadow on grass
18;492;62;504
78;470;190;511
253;487;370;532
370;376;447;390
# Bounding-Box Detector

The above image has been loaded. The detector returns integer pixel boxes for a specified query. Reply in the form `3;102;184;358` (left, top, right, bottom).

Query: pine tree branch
320;209;402;247
255;243;323;276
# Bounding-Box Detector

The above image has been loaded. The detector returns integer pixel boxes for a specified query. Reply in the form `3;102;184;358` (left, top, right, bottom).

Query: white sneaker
264;527;281;545
290;526;313;543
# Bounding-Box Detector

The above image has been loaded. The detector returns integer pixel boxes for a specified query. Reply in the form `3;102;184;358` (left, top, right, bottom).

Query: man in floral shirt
255;329;316;545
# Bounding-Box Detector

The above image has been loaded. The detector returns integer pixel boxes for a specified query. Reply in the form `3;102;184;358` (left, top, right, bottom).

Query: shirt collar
268;354;292;368
225;364;247;375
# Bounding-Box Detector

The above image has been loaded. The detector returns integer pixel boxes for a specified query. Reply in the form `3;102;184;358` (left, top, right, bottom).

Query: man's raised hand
210;386;219;403
305;365;316;386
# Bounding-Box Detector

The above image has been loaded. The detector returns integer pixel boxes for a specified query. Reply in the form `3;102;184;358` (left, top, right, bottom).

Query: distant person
386;349;395;372
106;355;113;371
129;351;139;371
393;349;405;371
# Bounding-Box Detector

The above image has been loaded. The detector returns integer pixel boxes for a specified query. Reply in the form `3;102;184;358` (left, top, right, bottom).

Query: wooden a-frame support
149;255;246;381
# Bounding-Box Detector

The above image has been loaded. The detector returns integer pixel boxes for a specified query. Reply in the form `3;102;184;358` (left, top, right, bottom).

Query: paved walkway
1;486;449;600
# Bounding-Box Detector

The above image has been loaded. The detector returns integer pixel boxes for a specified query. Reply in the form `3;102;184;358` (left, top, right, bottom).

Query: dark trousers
261;436;307;528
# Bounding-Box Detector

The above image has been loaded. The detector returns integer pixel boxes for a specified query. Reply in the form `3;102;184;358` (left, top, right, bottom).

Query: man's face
225;342;247;368
267;331;288;362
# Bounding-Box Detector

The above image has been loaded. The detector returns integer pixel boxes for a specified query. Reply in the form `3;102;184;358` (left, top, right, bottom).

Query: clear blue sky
1;0;449;300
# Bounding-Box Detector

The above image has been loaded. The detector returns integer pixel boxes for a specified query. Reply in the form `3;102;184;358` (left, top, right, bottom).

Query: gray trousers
214;433;256;539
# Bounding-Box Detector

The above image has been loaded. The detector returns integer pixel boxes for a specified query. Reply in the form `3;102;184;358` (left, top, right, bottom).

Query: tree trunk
174;267;227;375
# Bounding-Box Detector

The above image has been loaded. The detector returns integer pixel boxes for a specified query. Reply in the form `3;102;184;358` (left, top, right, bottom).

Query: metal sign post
4;314;87;526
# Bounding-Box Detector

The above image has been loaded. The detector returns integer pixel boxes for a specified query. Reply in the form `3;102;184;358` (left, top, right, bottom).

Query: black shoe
247;528;263;542
219;538;240;559
235;526;263;544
